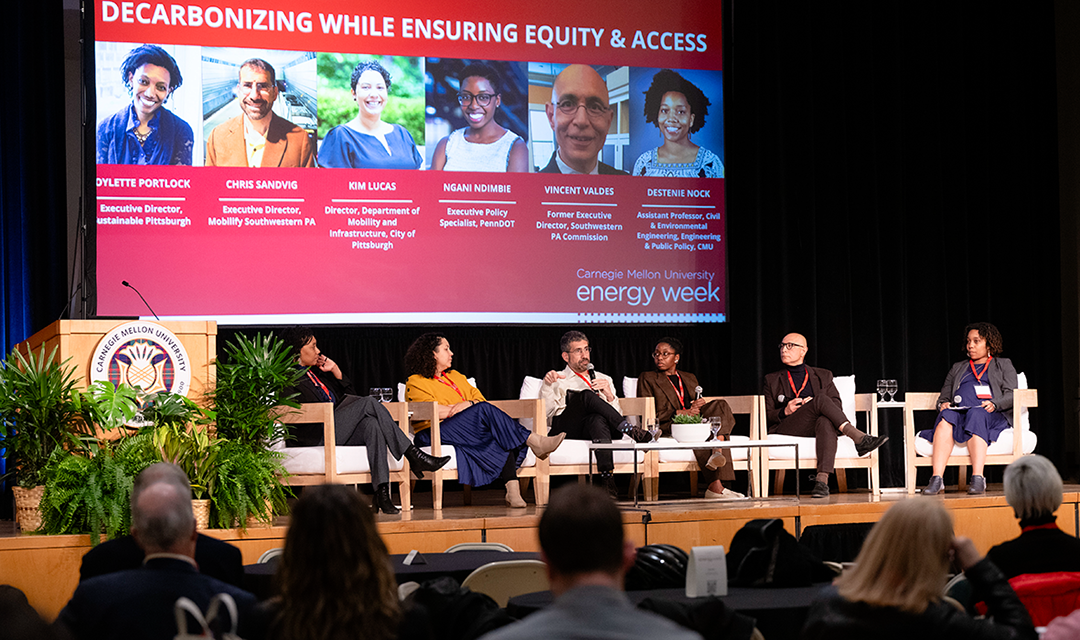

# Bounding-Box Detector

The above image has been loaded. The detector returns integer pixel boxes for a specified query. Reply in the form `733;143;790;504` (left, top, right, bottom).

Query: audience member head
276;484;399;640
538;484;632;594
1004;455;1063;523
836;499;953;614
0;585;54;640
404;332;449;378
130;463;196;557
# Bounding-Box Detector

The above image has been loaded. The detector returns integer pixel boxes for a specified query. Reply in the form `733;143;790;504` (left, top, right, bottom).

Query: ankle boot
373;483;400;515
505;479;527;508
405;445;450;478
526;432;566;460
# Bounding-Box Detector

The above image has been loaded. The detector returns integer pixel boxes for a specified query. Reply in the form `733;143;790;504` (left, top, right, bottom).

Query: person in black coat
55;464;259;640
280;326;449;514
986;455;1080;578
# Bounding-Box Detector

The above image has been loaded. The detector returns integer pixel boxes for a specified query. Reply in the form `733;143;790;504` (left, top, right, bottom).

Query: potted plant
0;346;83;531
209;333;300;526
146;391;219;529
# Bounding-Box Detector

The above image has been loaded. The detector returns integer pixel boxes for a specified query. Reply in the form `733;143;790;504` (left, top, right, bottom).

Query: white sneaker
704;487;747;500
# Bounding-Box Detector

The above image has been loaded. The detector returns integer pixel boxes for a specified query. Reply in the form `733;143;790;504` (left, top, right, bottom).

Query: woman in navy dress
319;60;422;169
404;333;564;508
921;322;1017;495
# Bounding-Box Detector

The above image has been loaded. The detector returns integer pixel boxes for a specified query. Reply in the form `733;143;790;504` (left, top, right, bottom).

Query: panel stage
3;486;1078;621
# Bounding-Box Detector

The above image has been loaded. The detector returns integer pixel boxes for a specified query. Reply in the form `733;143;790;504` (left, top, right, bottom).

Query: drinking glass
646;420;661;443
885;380;898;403
708;416;724;441
876;379;887;403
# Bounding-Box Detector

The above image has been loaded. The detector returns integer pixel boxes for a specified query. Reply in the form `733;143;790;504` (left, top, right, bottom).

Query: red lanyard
786;369;809;398
1021;522;1058;534
573;370;593;389
668;373;686;408
306;370;333;402
435;371;467;401
970;356;992;383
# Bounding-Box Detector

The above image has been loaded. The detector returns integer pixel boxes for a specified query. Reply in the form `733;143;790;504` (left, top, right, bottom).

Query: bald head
546;64;615;174
780;333;808;366
131;464;196;556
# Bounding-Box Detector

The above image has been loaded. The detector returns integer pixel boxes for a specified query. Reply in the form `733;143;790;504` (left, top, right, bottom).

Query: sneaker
968;475;986;495
922;475;944;495
811;481;830;499
855;434;889;457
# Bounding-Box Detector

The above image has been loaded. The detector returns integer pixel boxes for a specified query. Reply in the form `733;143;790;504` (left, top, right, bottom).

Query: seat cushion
914;428;1037;457
548;436;645;466
765;434;860;460
280;445;406;475
657;435;751;462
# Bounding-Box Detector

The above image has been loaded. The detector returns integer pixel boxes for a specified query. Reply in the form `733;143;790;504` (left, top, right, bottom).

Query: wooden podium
15;320;217;399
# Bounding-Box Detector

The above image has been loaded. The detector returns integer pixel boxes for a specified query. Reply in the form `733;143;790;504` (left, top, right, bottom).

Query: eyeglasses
553;98;610;118
778;343;806;351
653;351;677;358
457;92;496;106
240;81;274;94
568;346;592;355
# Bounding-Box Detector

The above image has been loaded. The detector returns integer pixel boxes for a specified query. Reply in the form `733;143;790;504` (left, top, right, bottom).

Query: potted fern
209;333;300;527
145;392;218;529
0;346;83;531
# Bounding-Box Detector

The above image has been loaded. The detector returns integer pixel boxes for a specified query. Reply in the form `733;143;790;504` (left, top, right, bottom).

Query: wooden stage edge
4;486;1080;622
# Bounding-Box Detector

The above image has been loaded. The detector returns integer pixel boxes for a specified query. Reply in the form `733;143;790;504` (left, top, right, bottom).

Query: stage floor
3;484;1079;621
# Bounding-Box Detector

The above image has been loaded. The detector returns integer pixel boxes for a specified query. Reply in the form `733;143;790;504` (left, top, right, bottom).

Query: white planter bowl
671;421;710;443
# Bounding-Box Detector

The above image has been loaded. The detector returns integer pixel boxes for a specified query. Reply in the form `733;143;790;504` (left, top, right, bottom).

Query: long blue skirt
413;402;529;487
919;407;1009;445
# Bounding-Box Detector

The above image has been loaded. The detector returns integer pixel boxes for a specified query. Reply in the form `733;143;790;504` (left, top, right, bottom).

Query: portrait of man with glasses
205;57;315;167
540;64;628;175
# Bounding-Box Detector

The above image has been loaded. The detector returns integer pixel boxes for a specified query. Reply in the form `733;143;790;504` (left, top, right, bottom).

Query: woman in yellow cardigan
404;333;564;507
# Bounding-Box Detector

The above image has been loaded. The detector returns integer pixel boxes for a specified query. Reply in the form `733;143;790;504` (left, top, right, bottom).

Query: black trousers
550;390;625;472
768;397;848;474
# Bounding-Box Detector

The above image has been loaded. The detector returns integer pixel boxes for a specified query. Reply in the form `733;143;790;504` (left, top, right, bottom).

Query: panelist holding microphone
764;332;888;499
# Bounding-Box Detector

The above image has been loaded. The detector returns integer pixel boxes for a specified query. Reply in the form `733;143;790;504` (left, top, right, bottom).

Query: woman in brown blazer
637;337;742;499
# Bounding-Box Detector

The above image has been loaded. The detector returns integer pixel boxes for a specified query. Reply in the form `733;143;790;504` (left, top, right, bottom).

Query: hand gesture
543;370;565;385
784;396;812;416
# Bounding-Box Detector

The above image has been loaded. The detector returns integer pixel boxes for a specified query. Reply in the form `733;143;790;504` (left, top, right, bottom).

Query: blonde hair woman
802;499;1035;639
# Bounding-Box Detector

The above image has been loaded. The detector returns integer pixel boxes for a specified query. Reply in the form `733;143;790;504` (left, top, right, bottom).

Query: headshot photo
201;48;317;168
425;58;529;172
95;42;200;166
528;63;630;175
626;67;724;178
316;54;424;170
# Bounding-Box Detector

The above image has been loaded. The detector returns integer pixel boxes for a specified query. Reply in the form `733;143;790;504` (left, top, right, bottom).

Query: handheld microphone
122;280;160;320
587;363;597;391
695;385;703;401
778;394;786;403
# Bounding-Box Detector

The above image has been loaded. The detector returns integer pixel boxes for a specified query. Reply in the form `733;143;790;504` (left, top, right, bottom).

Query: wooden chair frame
409;398;547;510
277;401;413;512
763;393;881;497
643;395;766;500
903;388;1038;494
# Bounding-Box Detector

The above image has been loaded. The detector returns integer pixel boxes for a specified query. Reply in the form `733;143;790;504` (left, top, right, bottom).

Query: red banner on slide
95;0;721;69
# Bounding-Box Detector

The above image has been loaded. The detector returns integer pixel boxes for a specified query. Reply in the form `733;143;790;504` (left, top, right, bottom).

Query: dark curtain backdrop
1;0;68;515
222;1;1069;488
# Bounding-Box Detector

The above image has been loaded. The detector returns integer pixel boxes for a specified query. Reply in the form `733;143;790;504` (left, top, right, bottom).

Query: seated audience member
802;499;1035;640
478;483;704;640
1;585;56;640
637;337;743;499
78;462;244;586
258;484;401;640
281;326;449;514
405;332;564;508
56;464;257;640
986;455;1080;579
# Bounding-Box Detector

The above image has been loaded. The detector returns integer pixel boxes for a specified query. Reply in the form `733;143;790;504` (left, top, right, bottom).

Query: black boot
373;483;400;515
404;445;450;479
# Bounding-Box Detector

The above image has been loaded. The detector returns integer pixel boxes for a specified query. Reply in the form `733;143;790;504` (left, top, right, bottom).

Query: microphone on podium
122;280;161;320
